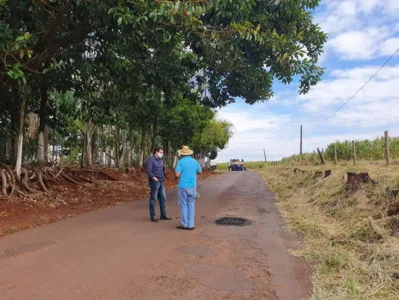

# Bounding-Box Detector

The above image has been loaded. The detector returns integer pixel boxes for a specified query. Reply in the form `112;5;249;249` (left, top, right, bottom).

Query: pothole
215;217;252;226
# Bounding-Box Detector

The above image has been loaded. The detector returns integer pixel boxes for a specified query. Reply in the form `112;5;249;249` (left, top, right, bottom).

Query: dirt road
0;172;311;300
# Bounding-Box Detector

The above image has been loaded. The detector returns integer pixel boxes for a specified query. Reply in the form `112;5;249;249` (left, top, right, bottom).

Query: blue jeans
178;187;196;228
149;180;167;220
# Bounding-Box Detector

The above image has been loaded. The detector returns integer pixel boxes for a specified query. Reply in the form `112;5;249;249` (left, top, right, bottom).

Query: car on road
228;159;247;171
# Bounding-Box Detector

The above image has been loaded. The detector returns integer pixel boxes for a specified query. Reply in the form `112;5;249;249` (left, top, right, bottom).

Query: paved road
0;172;311;300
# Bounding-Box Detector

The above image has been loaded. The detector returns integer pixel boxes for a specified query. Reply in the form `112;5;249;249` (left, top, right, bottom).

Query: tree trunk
139;126;146;168
15;94;27;181
163;140;169;167
52;128;56;162
123;131;129;168
0;142;6;162
97;128;102;166
128;130;134;166
106;146;111;167
91;127;97;166
10;89;20;164
37;87;48;166
150;122;157;154
115;127;120;168
59;138;64;167
198;149;206;167
80;133;86;168
44;126;49;161
84;120;95;168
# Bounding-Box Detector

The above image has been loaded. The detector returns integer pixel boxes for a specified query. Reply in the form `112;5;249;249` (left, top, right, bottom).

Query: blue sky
216;0;399;162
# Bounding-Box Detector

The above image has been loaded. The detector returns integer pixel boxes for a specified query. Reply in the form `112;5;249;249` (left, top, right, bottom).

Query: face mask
158;153;164;159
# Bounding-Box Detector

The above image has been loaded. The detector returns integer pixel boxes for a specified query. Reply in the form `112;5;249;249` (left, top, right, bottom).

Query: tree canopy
0;0;326;176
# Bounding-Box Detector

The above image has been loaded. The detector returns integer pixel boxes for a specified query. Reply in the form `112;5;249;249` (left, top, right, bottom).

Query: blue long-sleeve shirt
147;156;164;182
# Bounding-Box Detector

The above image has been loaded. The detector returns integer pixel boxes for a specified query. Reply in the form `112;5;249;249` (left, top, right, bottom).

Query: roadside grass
258;164;399;300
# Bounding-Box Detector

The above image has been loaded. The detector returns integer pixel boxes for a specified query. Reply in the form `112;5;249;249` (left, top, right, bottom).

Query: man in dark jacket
147;147;172;222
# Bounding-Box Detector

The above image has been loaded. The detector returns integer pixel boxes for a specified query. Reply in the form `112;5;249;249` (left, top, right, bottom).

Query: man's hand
153;177;159;182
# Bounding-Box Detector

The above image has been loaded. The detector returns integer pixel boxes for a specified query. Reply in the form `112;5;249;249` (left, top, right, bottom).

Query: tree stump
346;172;376;191
324;170;332;178
392;189;399;198
347;172;358;185
388;202;399;216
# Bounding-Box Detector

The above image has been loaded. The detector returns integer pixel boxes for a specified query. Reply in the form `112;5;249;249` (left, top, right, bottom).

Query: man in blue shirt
175;146;201;230
147;147;172;222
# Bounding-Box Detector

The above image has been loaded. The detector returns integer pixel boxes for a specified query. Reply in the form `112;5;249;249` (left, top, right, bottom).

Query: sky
215;0;399;162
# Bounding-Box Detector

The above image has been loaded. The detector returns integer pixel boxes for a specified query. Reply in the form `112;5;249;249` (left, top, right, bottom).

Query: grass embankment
258;163;399;300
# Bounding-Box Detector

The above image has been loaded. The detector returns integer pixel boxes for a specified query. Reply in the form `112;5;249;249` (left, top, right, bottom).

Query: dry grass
258;163;399;300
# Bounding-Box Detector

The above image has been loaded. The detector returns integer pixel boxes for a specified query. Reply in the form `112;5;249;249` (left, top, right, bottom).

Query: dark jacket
147;156;164;182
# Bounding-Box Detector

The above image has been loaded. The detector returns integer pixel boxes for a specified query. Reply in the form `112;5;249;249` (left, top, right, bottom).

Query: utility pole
263;148;267;162
300;125;303;164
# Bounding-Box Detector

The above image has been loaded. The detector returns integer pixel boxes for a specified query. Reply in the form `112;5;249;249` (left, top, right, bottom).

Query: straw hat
178;145;193;156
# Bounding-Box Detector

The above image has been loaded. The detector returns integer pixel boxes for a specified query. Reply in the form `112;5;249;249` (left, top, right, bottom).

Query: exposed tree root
0;169;8;196
0;164;105;201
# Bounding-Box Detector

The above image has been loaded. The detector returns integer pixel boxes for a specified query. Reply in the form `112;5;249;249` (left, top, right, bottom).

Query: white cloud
297;64;399;127
213;1;399;162
380;38;399;56
215;104;293;162
217;111;289;132
326;27;390;60
316;0;399;61
386;0;399;15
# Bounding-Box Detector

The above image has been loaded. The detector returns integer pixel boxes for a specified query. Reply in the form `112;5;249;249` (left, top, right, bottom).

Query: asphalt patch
215;217;252;226
3;240;55;257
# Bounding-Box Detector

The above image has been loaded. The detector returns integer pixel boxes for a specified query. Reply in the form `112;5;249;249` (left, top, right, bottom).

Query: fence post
385;131;390;165
313;150;316;165
334;144;338;164
352;140;357;165
263;148;267;162
322;148;325;162
300;125;303;164
317;148;325;165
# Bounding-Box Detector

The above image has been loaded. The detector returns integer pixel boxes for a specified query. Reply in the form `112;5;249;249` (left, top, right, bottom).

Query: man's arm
146;158;158;181
175;161;182;179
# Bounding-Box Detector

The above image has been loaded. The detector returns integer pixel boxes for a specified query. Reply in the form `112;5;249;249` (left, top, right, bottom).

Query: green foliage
325;138;399;161
0;0;325;166
279;136;399;164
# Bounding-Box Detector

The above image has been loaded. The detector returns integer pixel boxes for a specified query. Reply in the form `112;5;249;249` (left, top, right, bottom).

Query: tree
0;0;326;197
192;118;232;166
